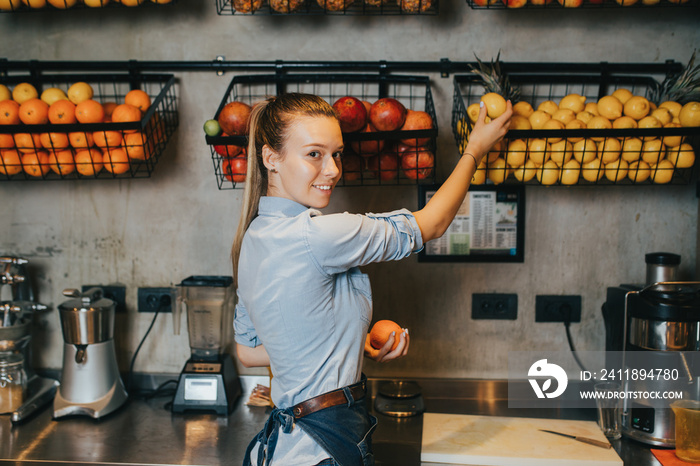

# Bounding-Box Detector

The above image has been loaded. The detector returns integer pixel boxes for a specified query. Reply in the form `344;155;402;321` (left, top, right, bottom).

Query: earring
270;168;277;173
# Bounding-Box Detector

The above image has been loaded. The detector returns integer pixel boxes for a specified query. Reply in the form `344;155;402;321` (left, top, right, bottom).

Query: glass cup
594;382;622;440
671;400;700;463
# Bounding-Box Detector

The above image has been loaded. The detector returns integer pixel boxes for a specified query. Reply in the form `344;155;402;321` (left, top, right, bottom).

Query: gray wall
1;1;698;380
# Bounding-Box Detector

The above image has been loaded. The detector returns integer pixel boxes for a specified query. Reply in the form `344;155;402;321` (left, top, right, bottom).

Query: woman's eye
308;151;320;158
333;151;343;159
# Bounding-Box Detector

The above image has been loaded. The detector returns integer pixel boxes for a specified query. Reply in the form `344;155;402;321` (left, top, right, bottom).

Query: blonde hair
231;93;338;287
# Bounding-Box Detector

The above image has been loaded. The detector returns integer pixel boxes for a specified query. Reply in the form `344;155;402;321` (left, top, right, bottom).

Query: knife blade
539;429;612;449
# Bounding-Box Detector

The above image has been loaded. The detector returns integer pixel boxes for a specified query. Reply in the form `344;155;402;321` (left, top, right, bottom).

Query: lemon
666;143;695;168
11;82;39;104
467;103;481;124
67;82;94;105
623;96;651;120
637;116;663;140
597;95;623;120
536;160;560;185
661;122;685;148
576;111;594;124
605;158;629;182
659;101;683;118
641;139;665;165
487;140;504;163
584;102;600;116
550;139;573;167
565;119;587;143
528;138;551;166
513;160;537;182
552;108;576;125
471;158;487;185
513;101;534;118
679;101;700;127
537;100;559;116
542;119;565;143
0;84;10;102
650;107;673;126
587;115;612;142
529;110;551;130
628;161;651;183
505;139;527;167
621;137;643;162
481;93;507;119
581;157;604;182
573;138;598;164
611;88;633;104
613;116;638;129
598;137;622;164
560;159;581;185
40;87;68;106
651;159;675;184
559;94;587;114
509;115;532;130
456;118;470;140
487;157;509;185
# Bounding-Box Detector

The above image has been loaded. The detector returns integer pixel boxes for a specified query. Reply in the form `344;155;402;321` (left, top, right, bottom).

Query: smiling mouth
313;185;333;191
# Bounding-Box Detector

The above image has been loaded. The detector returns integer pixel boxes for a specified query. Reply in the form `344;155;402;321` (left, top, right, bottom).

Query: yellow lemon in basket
605;158;629;182
550;139;573;167
659;101;683;118
528;138;550;166
581;157;604;182
471;161;487;185
487;157;509;185
529;110;551;130
505;139;527;167
638;115;663;140
67;82;94;104
641;139;665;165
621;137;644;162
552;108;576;125
481;93;507;119
679;101;700;127
560;159;581;185
650;107;673;126
47;0;78;6
666;143;696;168
587;116;612;142
566;119;587;143
0;84;10;102
559;94;587;114
651;159;675;184
537;100;559;116
11;82;39;104
509;115;532;131
513;101;534;118
467;103;481;124
0;0;22;10
598;137;622;164
628;161;651;183
576;111;594;125
584;102;600;116
487;140;504;163
40;87;68;106
613;116;638;129
542;119;565;143
513;159;537;182
611;88;634;105
573;138;598;164
536;160;560;185
623;96;651;120
598;95;623;120
661;122;685;148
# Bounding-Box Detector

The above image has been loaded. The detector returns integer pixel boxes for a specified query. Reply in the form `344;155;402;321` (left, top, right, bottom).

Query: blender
172;276;241;415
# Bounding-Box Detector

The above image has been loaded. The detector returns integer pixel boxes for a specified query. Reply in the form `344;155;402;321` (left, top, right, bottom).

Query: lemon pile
458;91;699;186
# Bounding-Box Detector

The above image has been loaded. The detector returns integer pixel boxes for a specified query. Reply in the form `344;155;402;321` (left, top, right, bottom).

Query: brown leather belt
291;379;366;419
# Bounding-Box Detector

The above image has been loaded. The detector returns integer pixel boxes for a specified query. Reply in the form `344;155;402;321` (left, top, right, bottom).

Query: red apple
332;96;367;133
218;101;252;136
400;110;434;146
400;147;434;180
341;151;363;182
222;155;247;183
367;151;400;181
213;132;244;158
369;98;407;132
350;123;385;157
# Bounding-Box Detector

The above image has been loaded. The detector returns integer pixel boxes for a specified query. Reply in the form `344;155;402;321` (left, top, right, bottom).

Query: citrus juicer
172;276;241;415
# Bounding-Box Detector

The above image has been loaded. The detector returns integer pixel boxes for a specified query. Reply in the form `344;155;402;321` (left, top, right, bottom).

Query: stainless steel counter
1;376;663;466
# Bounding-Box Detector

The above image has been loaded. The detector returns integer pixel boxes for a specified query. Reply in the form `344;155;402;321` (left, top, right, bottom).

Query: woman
232;93;512;466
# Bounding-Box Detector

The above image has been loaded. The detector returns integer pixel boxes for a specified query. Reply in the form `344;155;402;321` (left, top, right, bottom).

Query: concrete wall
1;1;698;380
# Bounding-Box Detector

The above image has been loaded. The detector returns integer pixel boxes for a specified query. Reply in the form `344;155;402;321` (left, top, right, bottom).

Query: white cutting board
421;413;623;466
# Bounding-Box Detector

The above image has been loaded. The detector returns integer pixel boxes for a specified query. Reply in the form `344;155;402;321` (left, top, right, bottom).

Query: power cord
561;303;589;374
127;294;171;396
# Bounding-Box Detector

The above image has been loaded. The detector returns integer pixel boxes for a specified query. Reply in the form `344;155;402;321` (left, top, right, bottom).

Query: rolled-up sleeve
305;208;424;275
233;299;261;347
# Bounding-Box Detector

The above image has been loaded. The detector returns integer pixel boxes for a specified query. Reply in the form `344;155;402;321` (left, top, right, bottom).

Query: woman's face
267;115;344;209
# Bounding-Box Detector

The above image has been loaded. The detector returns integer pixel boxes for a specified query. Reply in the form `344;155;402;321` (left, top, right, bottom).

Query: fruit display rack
207;72;439;189
452;64;699;186
0;71;178;181
0;0;177;12
215;0;437;15
465;0;698;9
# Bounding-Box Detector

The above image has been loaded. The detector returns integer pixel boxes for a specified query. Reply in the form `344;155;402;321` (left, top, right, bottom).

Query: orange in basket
18;99;49;125
48;149;76;176
111;104;142;132
125;89;151;112
0;149;22;176
93;130;123;150
75;99;105;124
68;131;94;149
48;100;77;125
0;100;21;125
21;150;50;177
74;148;103;176
103;147;131;175
14;133;42;153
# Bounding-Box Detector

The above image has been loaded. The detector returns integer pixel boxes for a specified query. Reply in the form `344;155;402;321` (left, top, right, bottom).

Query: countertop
0;376;664;466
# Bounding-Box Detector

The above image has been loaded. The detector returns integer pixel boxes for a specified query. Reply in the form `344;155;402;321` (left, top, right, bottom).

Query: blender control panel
184;362;222;373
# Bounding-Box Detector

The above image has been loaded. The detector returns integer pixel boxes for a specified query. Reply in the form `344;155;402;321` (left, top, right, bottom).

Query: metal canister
58;288;116;345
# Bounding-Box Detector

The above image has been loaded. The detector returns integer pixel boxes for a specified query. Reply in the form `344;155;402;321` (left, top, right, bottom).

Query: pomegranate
367;151;400;181
400;147;434;180
213;133;244;158
341;151;363;182
369;98;407;132
217;101;251;136
223;155;247;183
400;110;433;146
349;123;385;157
332;96;367;133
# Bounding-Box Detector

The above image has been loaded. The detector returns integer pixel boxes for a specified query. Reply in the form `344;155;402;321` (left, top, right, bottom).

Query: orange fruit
48;148;76;175
145;112;165;145
48;99;77;124
0;100;21;125
21;150;50;177
66;81;93;104
68;131;94;149
103;101;118;120
75;99;105;124
47;0;78;6
0;149;22;175
121;0;145;5
369;320;403;351
111;103;142;132
124;89;151;112
14;133;42;153
74;148;103;176
0;0;22;11
19;98;49;125
103;147;131;174
122;131;153;160
0;133;15;149
11;83;39;104
93;130;123;149
40;132;70;151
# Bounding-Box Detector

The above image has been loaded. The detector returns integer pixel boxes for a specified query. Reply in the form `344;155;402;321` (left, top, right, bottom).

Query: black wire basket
0;72;178;181
214;0;437;15
0;0;178;12
465;0;698;9
207;72;439;189
452;66;700;186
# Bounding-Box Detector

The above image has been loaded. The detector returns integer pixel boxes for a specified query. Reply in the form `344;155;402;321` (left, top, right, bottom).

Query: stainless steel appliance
171;276;241;415
602;252;700;447
53;287;128;419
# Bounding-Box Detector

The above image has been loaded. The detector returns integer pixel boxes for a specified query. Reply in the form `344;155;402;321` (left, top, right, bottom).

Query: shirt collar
258;196;310;218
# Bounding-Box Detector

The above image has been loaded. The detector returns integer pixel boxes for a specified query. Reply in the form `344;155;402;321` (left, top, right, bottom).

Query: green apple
204;119;221;137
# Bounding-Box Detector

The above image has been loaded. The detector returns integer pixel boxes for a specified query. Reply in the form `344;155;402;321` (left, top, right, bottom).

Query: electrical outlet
82;284;126;313
535;295;581;323
137;287;175;313
472;293;517;320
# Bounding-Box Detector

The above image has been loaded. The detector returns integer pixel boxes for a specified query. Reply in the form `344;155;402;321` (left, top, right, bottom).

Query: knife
539;429;612;449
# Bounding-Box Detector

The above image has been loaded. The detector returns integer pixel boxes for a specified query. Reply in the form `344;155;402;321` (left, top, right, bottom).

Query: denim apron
242;381;377;466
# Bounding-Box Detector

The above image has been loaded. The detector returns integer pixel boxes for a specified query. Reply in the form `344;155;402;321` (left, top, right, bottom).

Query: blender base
172;354;241;415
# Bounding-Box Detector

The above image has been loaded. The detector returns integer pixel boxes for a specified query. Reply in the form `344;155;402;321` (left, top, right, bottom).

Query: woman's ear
262;145;279;173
